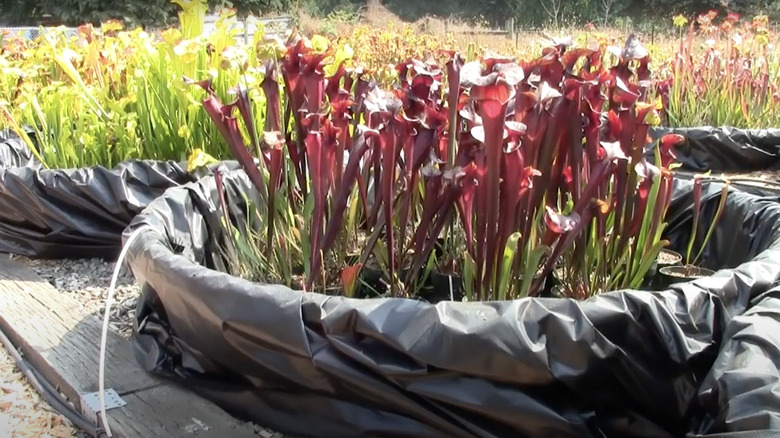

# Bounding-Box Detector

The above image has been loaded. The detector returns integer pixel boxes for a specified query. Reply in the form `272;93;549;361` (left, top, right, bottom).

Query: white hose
99;227;146;437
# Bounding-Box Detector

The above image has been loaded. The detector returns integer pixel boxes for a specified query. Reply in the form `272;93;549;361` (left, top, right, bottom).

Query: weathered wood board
0;254;259;438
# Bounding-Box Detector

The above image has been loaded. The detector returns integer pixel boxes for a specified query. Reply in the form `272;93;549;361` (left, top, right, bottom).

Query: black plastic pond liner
0;130;243;258
647;126;780;173
0;128;41;169
0;160;194;258
123;169;780;438
690;286;780;436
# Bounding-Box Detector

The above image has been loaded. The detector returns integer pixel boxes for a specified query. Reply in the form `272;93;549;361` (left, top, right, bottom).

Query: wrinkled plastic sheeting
690;286;780;437
647;126;780;172
123;169;780;438
0;129;243;258
0;160;192;259
0;128;41;169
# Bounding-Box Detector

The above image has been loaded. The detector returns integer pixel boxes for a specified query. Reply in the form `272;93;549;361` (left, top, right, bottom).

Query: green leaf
497;232;522;301
186;148;218;172
346;185;360;244
300;193;315;282
324;43;354;77
629;239;669;288
694;183;730;265
519;246;550;298
463;253;476;302
372;238;392;281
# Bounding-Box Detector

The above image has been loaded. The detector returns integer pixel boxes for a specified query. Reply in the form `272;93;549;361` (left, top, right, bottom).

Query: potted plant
637;133;686;288
655;173;729;289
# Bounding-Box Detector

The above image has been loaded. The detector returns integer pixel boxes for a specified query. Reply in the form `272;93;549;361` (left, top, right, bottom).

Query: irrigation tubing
0;323;105;437
99;226;147;437
672;172;780;194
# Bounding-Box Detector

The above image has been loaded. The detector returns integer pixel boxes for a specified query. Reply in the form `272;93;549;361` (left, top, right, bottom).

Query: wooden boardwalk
0;254;258;438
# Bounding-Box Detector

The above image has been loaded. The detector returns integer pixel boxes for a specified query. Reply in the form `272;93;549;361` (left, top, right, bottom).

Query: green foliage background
0;0;779;29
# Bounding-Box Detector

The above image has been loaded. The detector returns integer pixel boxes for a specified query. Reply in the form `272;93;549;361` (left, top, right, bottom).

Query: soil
663;265;715;279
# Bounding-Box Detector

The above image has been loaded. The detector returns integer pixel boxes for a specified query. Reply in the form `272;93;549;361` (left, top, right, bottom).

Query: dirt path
0;345;83;438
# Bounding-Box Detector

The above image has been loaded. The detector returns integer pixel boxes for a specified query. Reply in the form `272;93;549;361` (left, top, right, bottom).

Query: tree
540;0;564;27
601;0;618;24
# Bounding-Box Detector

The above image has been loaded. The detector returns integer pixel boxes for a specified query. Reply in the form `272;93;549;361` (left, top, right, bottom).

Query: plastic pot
643;249;684;290
655;265;716;290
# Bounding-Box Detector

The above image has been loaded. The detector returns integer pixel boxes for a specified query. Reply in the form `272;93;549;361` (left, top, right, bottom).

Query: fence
0;27;79;40
202;15;293;43
445;17;516;40
0;15;294;42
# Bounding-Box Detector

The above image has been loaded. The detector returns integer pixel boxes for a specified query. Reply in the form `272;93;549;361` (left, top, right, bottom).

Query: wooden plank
0;255;160;398
0;255;259;438
109;385;260;438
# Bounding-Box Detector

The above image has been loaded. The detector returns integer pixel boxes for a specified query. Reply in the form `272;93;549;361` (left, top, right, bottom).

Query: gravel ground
0;345;85;438
6;256;291;438
11;256;140;339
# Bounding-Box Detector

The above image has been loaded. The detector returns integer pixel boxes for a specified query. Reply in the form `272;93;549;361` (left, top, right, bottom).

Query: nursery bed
122;172;780;437
0;254;291;438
